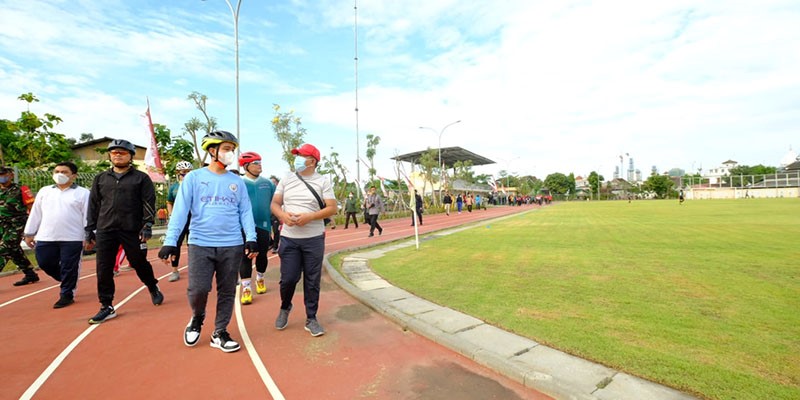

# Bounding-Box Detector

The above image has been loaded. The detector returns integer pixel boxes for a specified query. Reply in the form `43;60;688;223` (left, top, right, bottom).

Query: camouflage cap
0;166;12;174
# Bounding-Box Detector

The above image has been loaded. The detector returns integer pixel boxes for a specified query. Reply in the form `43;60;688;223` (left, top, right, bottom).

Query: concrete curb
323;214;698;400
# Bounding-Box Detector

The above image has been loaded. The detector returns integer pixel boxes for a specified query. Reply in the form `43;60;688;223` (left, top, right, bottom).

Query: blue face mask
0;176;9;184
294;157;307;173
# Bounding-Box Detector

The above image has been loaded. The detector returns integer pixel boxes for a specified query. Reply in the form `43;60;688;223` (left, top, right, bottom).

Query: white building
705;160;738;184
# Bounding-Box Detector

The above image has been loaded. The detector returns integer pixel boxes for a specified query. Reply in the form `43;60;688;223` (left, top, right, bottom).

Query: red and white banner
143;99;166;183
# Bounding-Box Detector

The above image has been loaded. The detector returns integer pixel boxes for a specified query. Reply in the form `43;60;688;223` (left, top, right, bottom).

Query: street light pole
205;0;243;157
419;120;461;203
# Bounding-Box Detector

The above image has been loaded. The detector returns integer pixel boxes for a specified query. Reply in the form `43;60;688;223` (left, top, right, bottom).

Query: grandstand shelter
392;146;495;170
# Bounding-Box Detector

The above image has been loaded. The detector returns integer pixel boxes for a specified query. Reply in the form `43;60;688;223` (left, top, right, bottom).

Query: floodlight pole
204;0;243;157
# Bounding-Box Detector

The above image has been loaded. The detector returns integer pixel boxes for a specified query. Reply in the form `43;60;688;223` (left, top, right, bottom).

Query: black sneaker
53;295;74;309
13;273;40;286
210;330;240;353
275;305;292;330
88;305;116;324
149;286;164;306
184;316;203;347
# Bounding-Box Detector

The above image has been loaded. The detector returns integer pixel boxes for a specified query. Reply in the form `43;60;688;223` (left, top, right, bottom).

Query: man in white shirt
23;162;90;308
271;143;337;337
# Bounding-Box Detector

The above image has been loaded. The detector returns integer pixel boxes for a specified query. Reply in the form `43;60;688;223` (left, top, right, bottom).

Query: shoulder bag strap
295;173;325;211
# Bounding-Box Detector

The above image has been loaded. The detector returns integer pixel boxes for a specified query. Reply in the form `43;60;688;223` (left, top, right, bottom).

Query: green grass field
345;199;800;400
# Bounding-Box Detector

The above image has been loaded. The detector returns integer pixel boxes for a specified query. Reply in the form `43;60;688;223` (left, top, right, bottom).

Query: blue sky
1;0;799;182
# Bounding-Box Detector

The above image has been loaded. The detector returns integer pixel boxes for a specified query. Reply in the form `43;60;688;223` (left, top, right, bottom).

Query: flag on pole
378;176;389;197
143;98;166;183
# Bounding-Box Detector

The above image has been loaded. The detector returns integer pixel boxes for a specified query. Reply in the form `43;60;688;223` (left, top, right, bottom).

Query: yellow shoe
240;286;253;305
256;277;266;294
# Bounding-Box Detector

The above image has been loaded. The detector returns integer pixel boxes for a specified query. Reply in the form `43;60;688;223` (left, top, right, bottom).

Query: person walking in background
159;130;258;353
84;139;163;324
269;175;281;254
466;193;474;212
366;186;384;237
0;166;40;287
22;162;89;308
456;193;464;214
410;190;423;226
238;151;275;305
271;143;337;337
165;160;194;282
443;191;453;216
156;207;167;225
343;191;359;229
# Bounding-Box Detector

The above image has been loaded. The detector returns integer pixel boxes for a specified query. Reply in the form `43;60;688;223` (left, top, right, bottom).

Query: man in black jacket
84;139;163;324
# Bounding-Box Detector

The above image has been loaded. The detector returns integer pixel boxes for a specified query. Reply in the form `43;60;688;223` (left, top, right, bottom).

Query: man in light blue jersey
158;130;258;353
237;151;275;304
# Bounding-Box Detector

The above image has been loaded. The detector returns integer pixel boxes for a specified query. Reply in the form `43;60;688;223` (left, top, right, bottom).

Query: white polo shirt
276;171;335;239
24;184;90;242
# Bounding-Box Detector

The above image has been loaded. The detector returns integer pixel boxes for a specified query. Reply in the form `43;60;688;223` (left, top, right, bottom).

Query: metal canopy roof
391;146;495;168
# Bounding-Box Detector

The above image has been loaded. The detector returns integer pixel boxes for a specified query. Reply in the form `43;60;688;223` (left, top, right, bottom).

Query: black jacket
86;168;156;233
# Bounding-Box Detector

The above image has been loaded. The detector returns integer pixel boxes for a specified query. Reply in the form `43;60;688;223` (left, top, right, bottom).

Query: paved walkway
325;213;698;400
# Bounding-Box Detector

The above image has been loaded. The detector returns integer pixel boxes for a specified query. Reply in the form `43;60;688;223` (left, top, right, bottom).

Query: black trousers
240;227;270;279
278;235;325;319
95;230;158;306
271;217;280;251
368;214;382;234
344;212;359;228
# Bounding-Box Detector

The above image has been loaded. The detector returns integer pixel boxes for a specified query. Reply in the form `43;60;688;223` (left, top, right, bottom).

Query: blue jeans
278;235;325;319
35;241;83;297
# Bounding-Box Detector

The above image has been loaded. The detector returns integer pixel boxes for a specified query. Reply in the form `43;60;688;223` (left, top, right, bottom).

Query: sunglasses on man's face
109;150;129;156
250;161;262;165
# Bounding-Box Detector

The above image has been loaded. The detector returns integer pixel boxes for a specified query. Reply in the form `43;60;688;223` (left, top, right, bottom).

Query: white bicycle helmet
175;161;193;170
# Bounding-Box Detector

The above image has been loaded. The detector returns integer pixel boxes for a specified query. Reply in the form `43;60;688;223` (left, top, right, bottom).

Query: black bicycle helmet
201;130;238;151
107;139;136;155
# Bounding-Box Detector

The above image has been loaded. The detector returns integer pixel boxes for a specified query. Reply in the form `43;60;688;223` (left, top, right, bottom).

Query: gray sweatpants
187;244;243;332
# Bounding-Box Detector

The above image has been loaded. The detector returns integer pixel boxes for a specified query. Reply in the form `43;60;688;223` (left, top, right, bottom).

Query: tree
365;134;381;182
270;104;306;171
543;172;571;196
518;175;543;196
153;124;196;177
567;173;577;198
184;92;218;163
417;148;437;203
319;150;350;200
642;173;674;198
729;164;777;175
0;93;75;168
452;160;475;183
588;171;605;200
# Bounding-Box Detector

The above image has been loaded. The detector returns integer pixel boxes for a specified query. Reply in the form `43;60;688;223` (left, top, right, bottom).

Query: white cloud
1;0;798;182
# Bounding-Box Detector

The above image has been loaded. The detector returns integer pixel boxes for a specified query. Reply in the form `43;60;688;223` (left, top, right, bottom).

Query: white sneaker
210;330;240;353
184;316;203;347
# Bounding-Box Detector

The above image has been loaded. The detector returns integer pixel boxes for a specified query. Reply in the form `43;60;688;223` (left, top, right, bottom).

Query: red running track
0;204;551;400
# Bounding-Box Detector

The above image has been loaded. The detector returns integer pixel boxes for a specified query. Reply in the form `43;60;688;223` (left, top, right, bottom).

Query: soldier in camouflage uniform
0;167;40;286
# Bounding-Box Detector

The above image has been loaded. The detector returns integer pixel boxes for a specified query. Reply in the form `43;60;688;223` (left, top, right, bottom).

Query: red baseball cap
291;143;320;161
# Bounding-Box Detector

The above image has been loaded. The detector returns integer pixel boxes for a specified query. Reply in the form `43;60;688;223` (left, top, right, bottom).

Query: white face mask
294;156;308;173
218;150;236;166
53;173;70;185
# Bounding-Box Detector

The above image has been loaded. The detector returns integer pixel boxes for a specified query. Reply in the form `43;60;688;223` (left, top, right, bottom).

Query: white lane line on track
0;250;190;309
19;267;181;400
235;284;285;400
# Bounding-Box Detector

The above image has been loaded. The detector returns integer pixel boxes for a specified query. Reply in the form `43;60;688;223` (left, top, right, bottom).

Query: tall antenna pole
354;0;361;195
